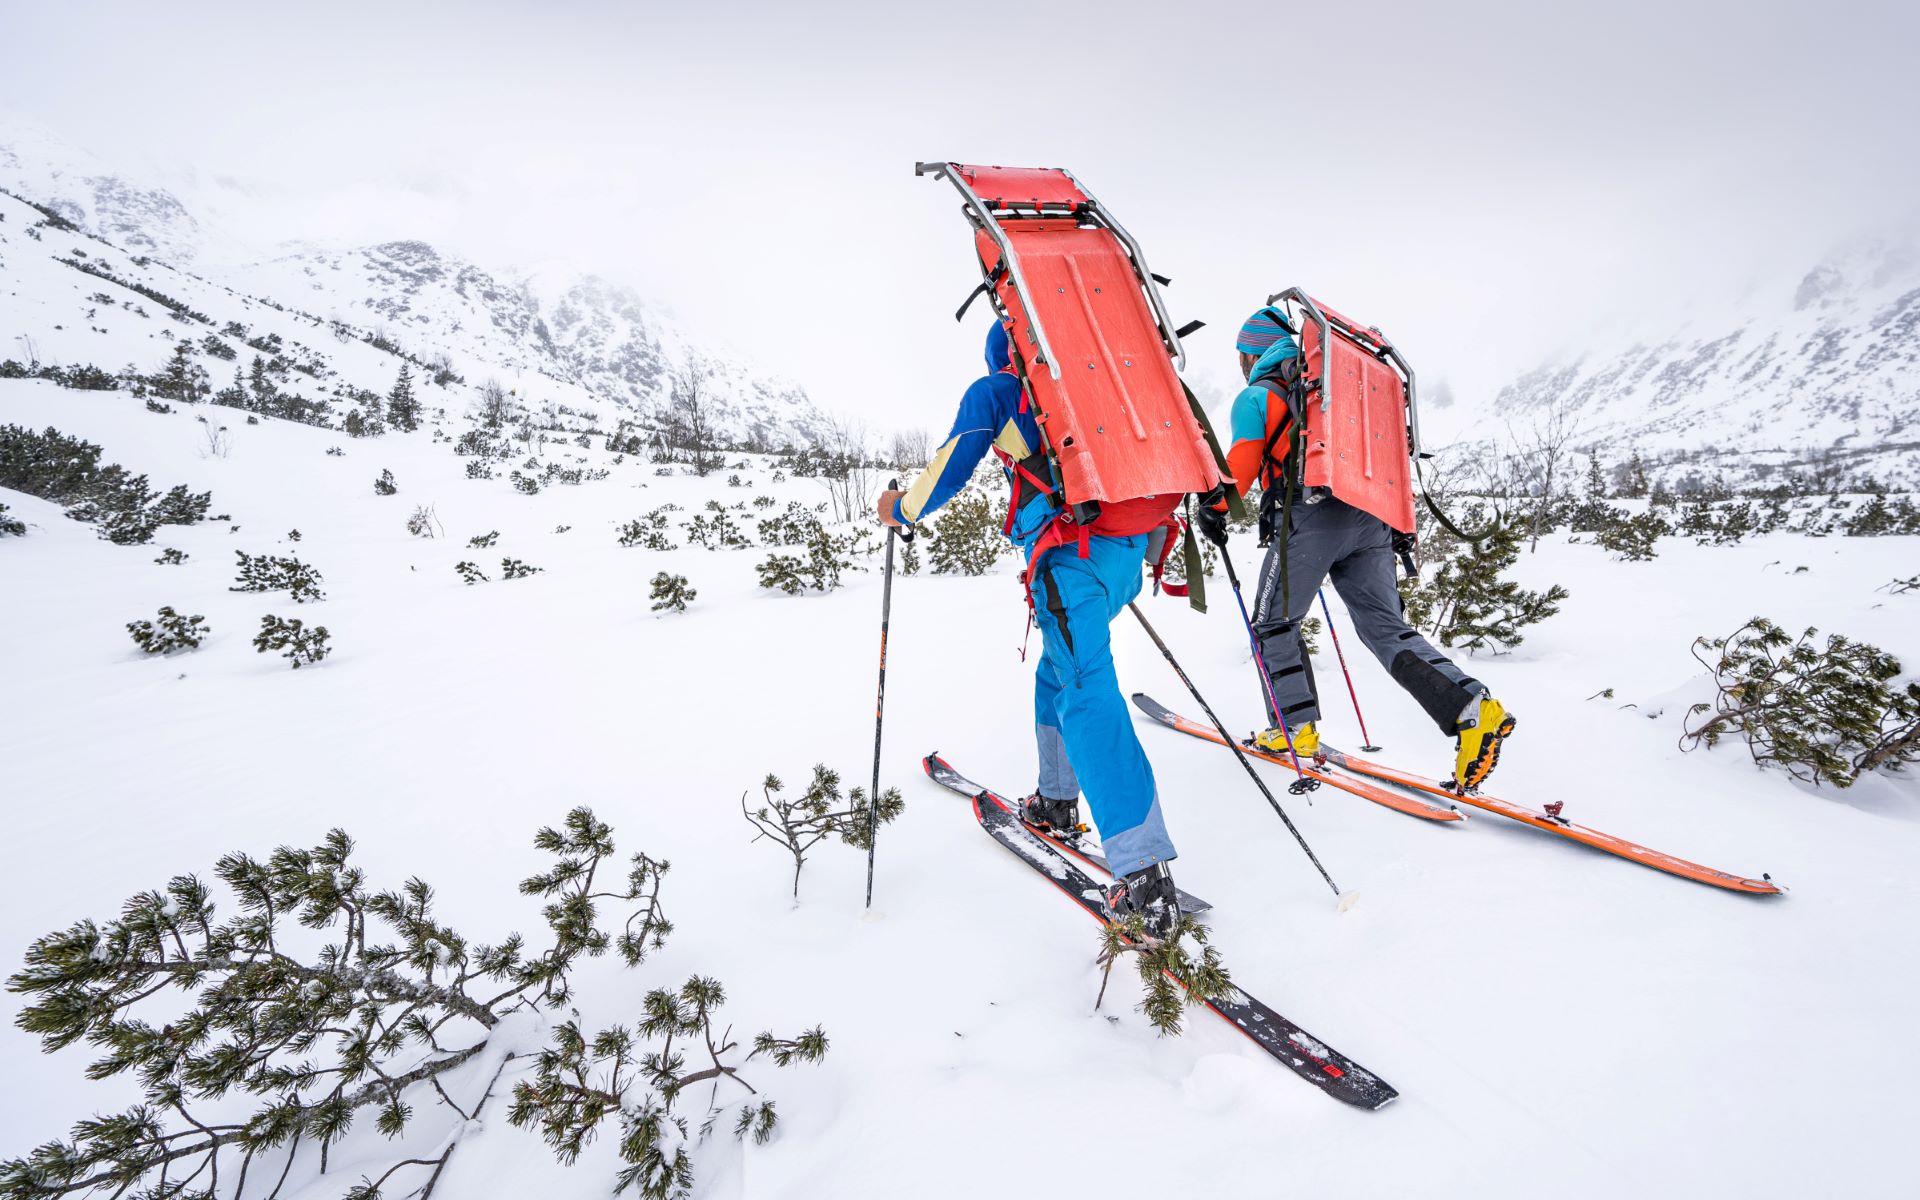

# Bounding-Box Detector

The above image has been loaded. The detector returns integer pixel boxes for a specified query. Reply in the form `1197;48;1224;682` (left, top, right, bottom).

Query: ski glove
1195;485;1231;548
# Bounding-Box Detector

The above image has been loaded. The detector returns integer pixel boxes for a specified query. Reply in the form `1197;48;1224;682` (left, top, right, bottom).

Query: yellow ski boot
1454;697;1516;791
1254;721;1319;759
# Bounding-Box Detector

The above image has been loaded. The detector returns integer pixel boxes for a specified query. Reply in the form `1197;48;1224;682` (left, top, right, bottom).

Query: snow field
3;380;1919;1198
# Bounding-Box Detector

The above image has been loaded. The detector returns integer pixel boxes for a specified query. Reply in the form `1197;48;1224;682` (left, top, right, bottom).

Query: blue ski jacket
892;323;1049;544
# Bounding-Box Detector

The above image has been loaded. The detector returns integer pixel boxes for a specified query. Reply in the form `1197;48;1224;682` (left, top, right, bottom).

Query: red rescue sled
1268;288;1422;535
916;162;1226;522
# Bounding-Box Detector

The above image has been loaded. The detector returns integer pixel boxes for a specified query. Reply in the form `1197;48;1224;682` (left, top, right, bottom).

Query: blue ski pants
1029;533;1176;875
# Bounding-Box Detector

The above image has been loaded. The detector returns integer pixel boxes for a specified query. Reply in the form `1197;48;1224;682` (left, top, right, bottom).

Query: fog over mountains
6;118;1916;489
0;122;831;449
1431;237;1920;492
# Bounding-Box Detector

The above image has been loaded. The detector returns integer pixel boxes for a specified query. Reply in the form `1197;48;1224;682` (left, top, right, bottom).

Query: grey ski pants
1249;495;1484;735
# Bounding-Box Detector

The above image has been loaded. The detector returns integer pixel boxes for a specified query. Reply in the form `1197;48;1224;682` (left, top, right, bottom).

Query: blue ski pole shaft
1216;548;1318;794
1316;589;1380;752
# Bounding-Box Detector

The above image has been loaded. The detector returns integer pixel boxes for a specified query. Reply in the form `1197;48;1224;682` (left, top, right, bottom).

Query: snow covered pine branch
1;807;826;1200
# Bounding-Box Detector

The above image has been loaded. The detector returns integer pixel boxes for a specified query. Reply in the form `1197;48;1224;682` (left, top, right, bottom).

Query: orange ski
1131;694;1462;823
1316;745;1785;896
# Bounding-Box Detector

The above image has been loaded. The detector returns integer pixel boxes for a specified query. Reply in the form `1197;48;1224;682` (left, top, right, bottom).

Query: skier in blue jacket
878;320;1182;936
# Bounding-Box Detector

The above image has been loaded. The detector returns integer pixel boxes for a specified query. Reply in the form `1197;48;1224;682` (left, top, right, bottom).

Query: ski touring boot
1453;696;1516;791
1253;720;1319;760
1104;862;1181;940
1018;792;1086;836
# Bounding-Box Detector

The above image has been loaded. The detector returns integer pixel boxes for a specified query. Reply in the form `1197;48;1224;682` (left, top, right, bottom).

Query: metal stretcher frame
915;161;1224;510
916;161;1189;379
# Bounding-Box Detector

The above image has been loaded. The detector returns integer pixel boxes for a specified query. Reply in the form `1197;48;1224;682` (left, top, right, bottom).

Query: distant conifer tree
386;364;420;432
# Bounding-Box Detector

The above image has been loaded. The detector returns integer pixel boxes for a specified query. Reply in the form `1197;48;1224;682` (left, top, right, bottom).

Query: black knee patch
1391;649;1477;735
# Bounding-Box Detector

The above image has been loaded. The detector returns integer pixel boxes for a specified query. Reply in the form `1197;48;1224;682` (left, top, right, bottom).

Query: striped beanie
1235;307;1295;355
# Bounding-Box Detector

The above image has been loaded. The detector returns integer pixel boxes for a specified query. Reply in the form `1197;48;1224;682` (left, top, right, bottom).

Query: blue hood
985;321;1011;373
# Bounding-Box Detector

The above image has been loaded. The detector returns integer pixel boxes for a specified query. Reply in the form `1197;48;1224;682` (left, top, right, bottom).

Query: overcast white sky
4;0;1916;436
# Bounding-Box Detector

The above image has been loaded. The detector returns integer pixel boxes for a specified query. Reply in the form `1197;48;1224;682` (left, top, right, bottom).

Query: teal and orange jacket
1222;336;1303;498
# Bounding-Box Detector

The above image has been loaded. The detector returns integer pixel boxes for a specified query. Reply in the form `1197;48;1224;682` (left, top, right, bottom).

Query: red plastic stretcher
916;162;1225;517
1268;287;1421;535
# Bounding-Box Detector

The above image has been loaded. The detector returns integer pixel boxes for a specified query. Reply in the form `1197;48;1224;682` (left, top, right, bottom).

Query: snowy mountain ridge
1466;239;1920;491
0;122;830;448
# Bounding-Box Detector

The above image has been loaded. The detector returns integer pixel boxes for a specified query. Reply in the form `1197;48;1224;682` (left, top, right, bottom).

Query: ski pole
1127;602;1341;899
1215;549;1319;795
865;481;912;909
1316;589;1381;752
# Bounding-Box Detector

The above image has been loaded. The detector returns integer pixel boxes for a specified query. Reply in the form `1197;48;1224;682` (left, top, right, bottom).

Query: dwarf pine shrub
0;425;212;545
231;550;325;603
126;606;208;655
618;505;679;550
650;571;696;613
1843;495;1920;537
1595;510;1670;561
758;500;828;547
1680;617;1920;788
686;511;751;550
374;468;397;495
1096;910;1234;1038
1402;520;1567;654
253;614;331;667
742;766;904;899
756;527;863;595
406;503;440;538
2;809;825;1200
927;487;1005;576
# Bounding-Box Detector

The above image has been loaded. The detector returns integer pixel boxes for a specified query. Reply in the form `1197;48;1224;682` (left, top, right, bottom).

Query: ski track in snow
3;380;1919;1199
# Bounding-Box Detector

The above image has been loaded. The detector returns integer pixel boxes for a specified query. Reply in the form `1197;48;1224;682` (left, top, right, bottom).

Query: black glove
1194;486;1230;548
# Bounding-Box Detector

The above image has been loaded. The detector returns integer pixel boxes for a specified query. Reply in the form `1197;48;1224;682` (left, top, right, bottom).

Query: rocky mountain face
0;123;829;448
1483;243;1920;491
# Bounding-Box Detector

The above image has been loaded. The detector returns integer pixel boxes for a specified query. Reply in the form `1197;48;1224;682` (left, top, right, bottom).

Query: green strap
1275;424;1302;615
1179;497;1208;614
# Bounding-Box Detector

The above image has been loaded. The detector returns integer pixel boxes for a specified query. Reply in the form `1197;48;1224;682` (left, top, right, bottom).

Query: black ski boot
1018;792;1084;834
1104;862;1180;940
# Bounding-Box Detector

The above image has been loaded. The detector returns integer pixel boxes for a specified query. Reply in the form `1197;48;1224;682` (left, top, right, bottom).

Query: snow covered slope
0;187;440;411
3;376;1918;1199
0;121;829;448
227;240;831;448
0;118;222;266
1465;241;1920;491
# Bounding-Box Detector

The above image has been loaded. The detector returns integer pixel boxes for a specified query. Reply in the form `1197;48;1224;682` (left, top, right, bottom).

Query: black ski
923;754;1211;915
924;753;1398;1111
